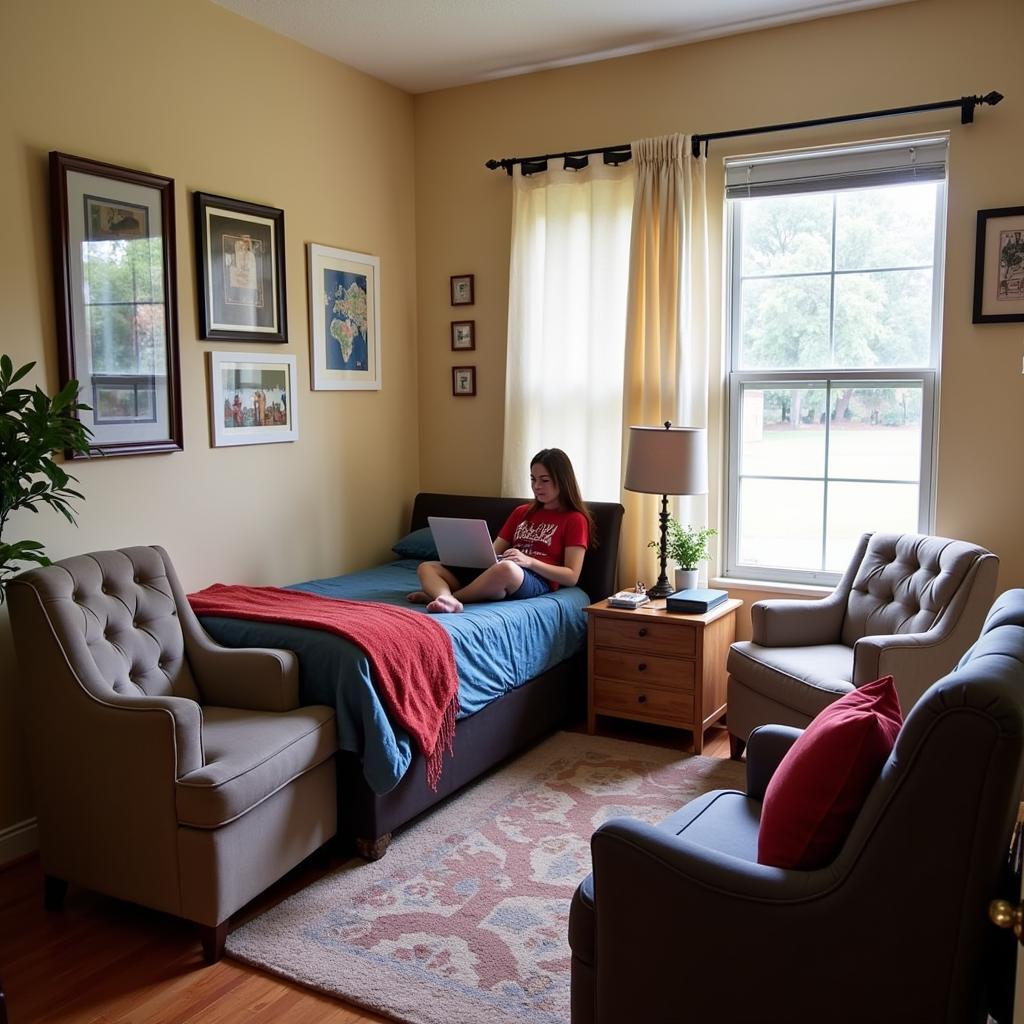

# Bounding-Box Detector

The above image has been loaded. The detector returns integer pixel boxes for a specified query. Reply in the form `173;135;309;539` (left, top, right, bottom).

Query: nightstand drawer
592;649;695;690
593;617;696;657
593;677;695;724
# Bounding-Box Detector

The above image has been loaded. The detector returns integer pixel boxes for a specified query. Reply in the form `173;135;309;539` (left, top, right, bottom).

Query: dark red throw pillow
757;675;903;869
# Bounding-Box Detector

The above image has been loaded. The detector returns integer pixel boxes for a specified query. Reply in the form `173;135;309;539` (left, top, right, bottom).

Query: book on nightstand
666;587;728;614
607;590;651;609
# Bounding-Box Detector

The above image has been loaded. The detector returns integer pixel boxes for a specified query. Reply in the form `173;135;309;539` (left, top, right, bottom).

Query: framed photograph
973;206;1024;323
450;274;475;306
208;351;298;447
49;151;183;458
307;243;381;390
451;320;475;351
452;365;476;397
194;191;287;341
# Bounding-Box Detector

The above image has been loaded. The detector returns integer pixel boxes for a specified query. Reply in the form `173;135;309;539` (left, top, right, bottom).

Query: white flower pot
674;568;699;592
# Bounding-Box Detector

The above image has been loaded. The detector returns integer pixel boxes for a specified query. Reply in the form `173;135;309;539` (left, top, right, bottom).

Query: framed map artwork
307;243;381;391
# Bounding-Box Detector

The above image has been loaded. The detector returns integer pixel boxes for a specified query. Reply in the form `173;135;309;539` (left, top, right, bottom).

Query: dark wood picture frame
194;191;287;341
450;320;476;351
452;365;476;396
450;274;475;306
973;205;1024;323
49;151;183;458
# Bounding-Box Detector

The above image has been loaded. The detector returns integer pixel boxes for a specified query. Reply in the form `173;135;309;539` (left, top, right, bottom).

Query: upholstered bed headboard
409;493;624;603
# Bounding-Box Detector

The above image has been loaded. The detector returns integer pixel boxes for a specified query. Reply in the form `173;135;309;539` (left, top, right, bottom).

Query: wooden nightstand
585;597;742;753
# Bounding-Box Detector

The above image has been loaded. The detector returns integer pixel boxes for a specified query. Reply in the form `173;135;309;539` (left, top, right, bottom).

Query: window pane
828;386;922;481
834;183;937;271
740;194;833;275
738;478;823;571
825;481;919;571
740;385;827;476
833;269;933;367
739;275;831;369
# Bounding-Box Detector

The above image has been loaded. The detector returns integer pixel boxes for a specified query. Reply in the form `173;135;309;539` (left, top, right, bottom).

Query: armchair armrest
745;724;804;800
186;637;300;712
853;629;965;709
99;693;204;777
751;593;846;647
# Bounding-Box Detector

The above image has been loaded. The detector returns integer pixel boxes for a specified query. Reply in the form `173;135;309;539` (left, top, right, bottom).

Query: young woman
409;448;594;614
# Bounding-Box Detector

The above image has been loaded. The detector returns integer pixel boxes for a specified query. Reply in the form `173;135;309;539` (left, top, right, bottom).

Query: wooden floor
0;721;732;1024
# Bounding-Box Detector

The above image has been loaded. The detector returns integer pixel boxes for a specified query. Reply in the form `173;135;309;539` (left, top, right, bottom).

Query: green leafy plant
0;355;93;600
649;519;718;570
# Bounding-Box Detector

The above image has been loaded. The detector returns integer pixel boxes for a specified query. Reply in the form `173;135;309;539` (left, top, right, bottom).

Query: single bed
199;492;624;857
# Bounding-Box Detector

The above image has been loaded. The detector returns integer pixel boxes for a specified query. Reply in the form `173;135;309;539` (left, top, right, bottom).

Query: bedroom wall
0;0;418;854
412;0;1024;599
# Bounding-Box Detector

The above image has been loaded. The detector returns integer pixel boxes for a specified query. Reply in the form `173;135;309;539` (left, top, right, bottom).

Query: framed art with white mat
208;350;298;447
307;243;381;390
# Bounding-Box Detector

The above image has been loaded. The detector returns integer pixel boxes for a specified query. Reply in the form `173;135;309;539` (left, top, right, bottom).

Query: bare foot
426;594;464;614
406;590;429;604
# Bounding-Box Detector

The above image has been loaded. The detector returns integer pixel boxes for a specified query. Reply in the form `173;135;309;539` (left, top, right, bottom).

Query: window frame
723;156;946;587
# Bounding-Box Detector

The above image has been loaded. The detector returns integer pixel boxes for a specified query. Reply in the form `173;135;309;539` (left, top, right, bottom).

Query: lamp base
647;577;675;600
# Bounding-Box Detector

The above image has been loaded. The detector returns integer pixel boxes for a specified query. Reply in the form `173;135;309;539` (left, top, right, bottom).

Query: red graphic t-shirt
497;504;589;590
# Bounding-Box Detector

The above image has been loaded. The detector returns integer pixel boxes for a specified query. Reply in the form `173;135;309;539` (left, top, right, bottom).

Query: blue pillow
392;527;438;560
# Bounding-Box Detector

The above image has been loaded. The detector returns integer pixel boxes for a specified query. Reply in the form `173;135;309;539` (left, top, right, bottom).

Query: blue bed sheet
197;559;589;795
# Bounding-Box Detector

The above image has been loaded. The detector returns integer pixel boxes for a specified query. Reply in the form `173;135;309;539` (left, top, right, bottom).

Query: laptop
427;516;499;569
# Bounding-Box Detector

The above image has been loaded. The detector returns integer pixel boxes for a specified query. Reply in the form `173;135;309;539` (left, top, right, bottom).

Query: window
724;137;946;584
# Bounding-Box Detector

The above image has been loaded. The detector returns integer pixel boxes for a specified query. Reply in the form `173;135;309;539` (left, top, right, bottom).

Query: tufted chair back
840;532;995;647
15;546;200;703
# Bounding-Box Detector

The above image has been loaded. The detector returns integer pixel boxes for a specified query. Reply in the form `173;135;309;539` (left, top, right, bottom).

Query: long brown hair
528;448;596;546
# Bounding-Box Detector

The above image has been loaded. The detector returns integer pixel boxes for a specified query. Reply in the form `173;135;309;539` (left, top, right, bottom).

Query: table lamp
624;421;708;599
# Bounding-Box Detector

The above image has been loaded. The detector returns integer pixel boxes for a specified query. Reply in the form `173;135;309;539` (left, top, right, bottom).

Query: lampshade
624;425;708;496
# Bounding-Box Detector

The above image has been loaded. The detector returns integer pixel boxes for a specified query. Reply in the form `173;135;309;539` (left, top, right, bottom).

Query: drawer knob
637;662;647;672
637;694;647;704
638;627;648;637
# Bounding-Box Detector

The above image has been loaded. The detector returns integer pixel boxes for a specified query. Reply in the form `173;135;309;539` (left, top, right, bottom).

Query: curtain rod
483;91;1003;173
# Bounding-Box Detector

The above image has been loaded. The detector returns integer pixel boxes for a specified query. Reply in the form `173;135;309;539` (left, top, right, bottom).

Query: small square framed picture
450;274;474;306
452;365;476;396
451;320;475;351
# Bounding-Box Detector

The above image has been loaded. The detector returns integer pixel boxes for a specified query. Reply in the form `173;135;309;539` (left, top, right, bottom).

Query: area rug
225;731;746;1024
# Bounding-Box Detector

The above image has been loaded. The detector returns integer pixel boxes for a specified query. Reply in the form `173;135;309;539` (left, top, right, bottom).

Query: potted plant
0;355;93;602
656;518;717;592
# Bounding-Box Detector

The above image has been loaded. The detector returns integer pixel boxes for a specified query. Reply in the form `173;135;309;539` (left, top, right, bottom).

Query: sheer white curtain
501;161;634;501
619;134;710;588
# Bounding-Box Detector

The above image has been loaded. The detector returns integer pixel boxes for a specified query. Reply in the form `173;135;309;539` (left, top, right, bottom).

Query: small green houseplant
651;518;717;590
0;355;93;601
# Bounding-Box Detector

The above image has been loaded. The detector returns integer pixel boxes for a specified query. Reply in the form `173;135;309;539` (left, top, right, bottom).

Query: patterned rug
225;731;746;1024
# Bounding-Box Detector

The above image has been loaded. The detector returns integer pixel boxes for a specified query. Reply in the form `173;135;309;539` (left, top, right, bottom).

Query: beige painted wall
413;0;1024;605
0;0;419;836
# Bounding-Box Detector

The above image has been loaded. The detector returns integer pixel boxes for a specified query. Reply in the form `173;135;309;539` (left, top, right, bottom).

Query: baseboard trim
0;817;38;866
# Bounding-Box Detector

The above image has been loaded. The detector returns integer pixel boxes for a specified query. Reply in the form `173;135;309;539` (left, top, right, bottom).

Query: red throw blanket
187;584;459;789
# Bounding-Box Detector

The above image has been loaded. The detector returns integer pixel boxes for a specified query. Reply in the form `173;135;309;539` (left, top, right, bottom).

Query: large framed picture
49;151;183;458
208;350;298;447
307;243;381;390
973;206;1024;323
194;192;287;341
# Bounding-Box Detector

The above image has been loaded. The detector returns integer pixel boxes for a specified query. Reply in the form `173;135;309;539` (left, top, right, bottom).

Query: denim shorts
508;566;552;600
443;564;551;599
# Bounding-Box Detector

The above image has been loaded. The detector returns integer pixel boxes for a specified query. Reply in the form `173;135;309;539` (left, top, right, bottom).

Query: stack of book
666;588;729;614
607;589;651;609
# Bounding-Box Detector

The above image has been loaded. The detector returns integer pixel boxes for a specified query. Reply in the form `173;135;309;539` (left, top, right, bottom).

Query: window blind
725;135;948;198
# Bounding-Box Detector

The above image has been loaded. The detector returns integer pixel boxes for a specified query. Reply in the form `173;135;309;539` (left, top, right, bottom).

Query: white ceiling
211;0;915;94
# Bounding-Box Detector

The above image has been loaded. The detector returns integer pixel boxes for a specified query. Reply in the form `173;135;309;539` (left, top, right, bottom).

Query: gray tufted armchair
727;532;998;758
7;546;339;962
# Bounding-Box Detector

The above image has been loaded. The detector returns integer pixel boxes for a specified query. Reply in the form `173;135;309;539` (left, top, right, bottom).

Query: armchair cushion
758;675;902;869
175;704;337;828
727;641;855;716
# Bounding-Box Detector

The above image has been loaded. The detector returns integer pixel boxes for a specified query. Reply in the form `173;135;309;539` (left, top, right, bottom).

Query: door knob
989;899;1024;944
